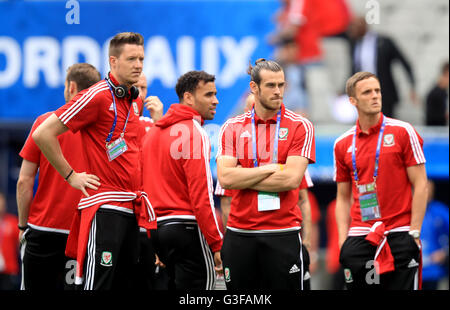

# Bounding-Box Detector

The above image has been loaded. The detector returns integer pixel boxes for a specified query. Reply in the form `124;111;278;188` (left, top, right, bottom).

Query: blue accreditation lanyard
250;108;281;168
351;115;385;185
105;79;132;144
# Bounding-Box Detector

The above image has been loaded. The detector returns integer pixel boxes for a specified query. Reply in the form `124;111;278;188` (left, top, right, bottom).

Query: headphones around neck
106;74;139;100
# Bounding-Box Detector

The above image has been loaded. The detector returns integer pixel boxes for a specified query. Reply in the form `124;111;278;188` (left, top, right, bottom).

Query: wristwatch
408;230;420;239
18;224;28;231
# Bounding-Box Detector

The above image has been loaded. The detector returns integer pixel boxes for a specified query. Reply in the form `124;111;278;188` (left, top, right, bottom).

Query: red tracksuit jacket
142;104;223;253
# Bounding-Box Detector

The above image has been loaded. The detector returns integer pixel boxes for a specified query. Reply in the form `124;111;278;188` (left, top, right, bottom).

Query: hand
144;96;164;122
18;230;25;245
213;251;223;276
414;237;422;250
310;261;318;274
259;163;281;173
430;249;447;264
155;254;166;268
67;171;101;197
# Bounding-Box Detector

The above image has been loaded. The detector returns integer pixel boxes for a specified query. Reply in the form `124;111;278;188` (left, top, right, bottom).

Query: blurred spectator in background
135;73;164;122
425;62;449;126
347;16;418;118
296;169;320;278
306;190;320;274
270;0;323;117
421;180;449;290
0;192;19;290
274;36;310;117
325;199;345;290
312;0;351;39
298;180;321;287
270;0;351;117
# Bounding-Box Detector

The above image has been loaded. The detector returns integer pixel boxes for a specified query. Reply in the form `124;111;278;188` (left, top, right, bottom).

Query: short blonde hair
345;71;379;97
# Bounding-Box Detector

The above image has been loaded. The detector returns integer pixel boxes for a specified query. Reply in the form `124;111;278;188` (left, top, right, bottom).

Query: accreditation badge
106;136;128;161
257;191;280;212
357;182;381;221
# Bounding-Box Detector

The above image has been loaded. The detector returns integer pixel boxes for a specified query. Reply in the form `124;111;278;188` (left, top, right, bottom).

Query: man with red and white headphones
32;32;156;290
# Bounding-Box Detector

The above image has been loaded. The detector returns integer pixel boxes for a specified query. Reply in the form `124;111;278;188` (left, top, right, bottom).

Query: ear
182;92;194;106
69;81;78;97
109;55;116;69
249;81;259;95
348;96;358;108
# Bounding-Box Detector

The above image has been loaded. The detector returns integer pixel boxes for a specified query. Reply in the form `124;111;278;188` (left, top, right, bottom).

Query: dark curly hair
175;70;216;101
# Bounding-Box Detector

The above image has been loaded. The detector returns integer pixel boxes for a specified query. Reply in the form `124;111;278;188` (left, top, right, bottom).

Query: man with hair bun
217;58;315;289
